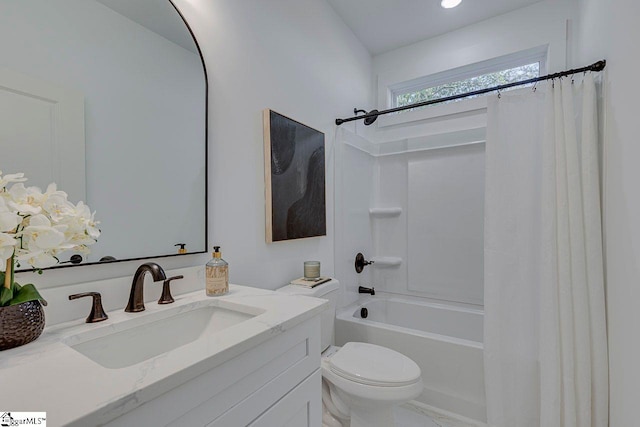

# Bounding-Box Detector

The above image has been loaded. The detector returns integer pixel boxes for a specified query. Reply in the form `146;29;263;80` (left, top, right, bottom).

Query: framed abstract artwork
263;109;326;242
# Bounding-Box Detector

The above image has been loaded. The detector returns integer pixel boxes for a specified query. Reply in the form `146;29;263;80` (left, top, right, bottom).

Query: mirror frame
40;0;208;271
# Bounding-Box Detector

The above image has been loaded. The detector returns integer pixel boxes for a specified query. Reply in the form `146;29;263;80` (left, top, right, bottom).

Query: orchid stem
4;256;12;290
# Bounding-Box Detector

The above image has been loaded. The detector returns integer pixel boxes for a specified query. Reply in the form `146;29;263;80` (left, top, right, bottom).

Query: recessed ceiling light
441;0;462;8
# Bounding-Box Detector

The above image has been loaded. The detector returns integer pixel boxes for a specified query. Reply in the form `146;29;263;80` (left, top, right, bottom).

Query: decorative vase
0;300;45;351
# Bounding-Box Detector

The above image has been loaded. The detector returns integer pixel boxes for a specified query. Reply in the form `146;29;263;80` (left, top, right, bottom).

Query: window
387;47;547;114
395;62;540;109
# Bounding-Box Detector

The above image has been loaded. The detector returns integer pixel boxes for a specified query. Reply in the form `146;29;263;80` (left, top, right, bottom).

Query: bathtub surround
336;129;486;306
484;75;607;426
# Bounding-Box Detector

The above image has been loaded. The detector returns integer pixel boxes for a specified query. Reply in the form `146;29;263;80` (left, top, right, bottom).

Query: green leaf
12;282;21;293
0;286;13;306
9;283;47;306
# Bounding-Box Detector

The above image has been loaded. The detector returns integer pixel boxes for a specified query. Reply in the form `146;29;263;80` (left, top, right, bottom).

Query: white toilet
277;279;423;427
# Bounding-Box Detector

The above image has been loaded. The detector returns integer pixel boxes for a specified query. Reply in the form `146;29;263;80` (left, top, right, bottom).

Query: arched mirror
0;0;207;268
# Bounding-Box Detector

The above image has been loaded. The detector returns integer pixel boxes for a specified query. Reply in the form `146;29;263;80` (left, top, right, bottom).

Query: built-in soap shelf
370;257;402;268
369;207;402;218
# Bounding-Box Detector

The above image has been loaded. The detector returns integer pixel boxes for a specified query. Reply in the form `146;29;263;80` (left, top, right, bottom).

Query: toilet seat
325;342;421;387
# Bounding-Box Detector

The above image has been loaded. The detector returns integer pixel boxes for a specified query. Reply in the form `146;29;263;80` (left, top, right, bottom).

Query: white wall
576;1;640;425
165;0;372;289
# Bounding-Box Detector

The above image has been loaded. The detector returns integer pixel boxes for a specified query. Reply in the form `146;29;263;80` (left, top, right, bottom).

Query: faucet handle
355;253;375;273
158;275;183;304
69;292;109;323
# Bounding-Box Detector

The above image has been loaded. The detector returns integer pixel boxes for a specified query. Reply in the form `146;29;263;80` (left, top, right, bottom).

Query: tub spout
359;286;375;295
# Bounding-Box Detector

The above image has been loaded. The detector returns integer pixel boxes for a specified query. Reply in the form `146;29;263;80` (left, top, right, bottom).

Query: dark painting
264;110;326;242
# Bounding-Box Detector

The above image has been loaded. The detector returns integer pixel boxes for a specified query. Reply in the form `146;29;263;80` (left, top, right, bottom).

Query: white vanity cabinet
1;283;327;427
103;317;322;427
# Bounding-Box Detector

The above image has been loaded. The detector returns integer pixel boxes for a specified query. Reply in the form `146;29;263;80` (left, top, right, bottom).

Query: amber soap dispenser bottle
206;246;229;296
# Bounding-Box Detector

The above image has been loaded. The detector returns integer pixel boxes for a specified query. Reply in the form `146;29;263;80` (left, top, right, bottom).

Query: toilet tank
276;279;339;351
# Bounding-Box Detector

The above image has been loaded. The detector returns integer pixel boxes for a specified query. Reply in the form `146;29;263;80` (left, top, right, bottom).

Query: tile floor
394;402;488;427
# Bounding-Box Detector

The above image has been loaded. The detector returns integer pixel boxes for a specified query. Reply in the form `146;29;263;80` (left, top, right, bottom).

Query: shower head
353;108;379;126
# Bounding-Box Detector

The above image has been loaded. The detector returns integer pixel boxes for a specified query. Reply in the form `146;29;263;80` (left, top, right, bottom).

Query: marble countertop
0;284;328;426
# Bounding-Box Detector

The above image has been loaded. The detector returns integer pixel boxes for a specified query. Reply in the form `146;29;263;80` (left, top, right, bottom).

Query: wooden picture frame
263;109;326;243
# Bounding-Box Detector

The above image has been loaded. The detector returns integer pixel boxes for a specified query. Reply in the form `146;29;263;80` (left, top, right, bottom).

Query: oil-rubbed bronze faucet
358;286;375;296
125;262;167;312
158;275;184;305
69;292;109;323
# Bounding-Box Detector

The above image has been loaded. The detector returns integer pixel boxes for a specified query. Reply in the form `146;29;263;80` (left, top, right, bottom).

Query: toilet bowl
277;280;424;427
321;342;423;427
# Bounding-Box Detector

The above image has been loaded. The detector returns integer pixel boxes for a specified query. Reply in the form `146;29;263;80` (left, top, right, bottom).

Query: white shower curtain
484;74;608;427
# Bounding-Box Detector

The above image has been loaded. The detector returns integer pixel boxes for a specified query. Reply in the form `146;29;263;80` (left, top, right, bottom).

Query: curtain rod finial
592;60;606;72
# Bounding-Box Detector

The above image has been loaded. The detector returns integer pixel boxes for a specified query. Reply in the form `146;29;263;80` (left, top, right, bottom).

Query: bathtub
335;294;486;422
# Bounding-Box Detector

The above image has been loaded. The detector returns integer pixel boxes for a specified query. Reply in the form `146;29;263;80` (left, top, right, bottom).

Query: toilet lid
328;342;421;387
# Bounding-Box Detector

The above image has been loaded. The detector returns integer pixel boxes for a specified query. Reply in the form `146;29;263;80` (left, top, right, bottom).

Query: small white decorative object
303;261;321;280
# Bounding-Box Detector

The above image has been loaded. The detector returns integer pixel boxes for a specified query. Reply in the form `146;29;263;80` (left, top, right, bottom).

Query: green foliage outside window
396;62;540;110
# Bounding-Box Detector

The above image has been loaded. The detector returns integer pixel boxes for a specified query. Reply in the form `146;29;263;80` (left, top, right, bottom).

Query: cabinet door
247;370;322;427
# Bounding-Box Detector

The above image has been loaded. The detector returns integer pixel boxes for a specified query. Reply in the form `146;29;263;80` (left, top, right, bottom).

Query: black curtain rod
335;60;606;126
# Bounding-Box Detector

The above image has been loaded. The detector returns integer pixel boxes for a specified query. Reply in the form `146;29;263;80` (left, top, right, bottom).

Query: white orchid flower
0;171;27;189
15;250;58;269
73;202;100;240
42;189;75;222
0;171;99;273
71;244;91;255
0;197;21;232
20;215;67;250
7;183;44;215
0;232;17;265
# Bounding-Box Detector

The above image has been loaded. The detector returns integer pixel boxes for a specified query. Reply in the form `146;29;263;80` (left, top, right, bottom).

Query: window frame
374;46;549;128
389;47;547;109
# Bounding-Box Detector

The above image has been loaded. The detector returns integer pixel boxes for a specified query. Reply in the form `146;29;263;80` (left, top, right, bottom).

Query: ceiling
326;0;545;55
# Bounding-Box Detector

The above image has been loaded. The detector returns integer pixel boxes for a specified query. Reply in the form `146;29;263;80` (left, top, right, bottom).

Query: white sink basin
65;304;258;369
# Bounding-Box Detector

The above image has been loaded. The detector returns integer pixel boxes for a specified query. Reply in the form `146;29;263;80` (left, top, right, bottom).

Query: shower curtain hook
497;90;502;99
